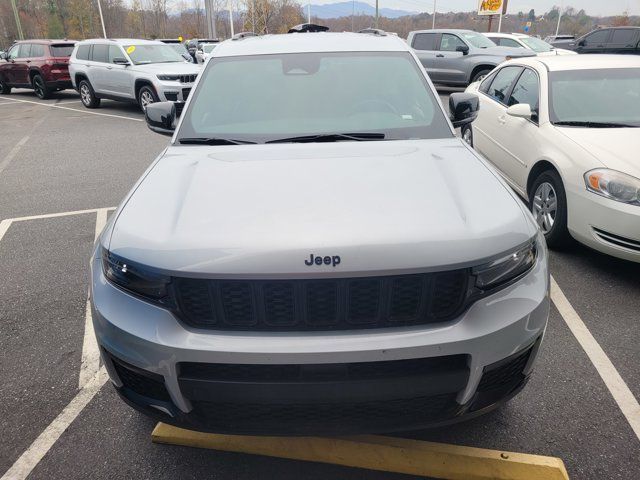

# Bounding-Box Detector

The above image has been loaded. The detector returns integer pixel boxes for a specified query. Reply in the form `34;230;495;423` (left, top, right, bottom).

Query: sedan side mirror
456;45;470;55
145;102;176;136
112;57;130;66
449;92;479;128
506;103;532;119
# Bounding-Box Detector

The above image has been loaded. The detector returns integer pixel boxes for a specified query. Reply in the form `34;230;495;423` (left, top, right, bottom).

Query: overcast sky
304;0;640;17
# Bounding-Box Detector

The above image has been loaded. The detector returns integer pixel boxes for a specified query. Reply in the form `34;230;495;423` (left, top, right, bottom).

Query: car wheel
79;80;100;108
471;69;492;83
32;74;51;99
529;170;572;248
138;85;158;112
461;124;473;147
0;77;11;94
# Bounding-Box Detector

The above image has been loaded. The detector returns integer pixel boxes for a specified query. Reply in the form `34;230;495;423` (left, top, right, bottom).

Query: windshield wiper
266;133;385;144
554;121;638;128
179;137;257;145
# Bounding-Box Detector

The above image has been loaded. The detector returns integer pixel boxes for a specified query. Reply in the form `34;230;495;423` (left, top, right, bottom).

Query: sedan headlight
157;74;180;81
584;169;640;206
101;248;171;302
473;239;538;290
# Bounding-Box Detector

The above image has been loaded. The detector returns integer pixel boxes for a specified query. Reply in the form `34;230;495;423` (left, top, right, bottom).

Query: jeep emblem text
305;254;341;267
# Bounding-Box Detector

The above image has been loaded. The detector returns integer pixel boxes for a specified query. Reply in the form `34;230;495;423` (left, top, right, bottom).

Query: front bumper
91;246;549;435
568;188;640;262
156;82;194;103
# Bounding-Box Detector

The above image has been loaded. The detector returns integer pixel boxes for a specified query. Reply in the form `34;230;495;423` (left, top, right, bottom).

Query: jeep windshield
177;51;453;144
124;44;185;64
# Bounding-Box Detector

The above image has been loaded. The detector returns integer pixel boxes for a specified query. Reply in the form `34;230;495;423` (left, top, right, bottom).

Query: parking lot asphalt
1;89;639;480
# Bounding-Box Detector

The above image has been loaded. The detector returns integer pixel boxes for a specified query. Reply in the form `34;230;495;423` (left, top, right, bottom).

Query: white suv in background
485;33;576;56
69;39;200;111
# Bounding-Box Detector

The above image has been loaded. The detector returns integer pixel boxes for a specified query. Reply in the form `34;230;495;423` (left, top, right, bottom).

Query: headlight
157;74;180;81
101;248;171;302
584;169;640;206
473;239;538;290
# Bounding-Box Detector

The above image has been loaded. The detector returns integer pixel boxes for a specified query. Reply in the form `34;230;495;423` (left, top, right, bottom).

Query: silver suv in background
69;39;200;111
407;29;535;85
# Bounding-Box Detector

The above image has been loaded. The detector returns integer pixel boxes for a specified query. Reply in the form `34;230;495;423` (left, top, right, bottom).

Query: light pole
96;0;107;38
228;0;234;37
432;0;436;29
10;0;24;40
375;0;379;28
308;2;311;24
555;0;564;36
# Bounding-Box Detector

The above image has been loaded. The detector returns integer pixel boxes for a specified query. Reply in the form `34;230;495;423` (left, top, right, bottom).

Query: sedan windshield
461;32;496;48
520;37;553;53
178;52;452;143
124;44;185;64
549;68;640;127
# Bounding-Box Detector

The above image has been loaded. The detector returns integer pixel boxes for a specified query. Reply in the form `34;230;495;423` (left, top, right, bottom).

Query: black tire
529;170;572;249
137;85;159;112
461;124;473;147
0;77;11;94
471;68;492;83
79;79;100;108
32;74;51;99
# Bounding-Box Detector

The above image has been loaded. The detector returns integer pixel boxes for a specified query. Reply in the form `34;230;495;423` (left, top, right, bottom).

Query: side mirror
456;45;470;55
112;57;130;65
449;92;479;128
0;52;6;60
506;103;532;119
578;40;585;47
145;102;176;136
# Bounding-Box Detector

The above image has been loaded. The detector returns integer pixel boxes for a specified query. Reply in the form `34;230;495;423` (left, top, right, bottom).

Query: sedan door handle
436;54;445;58
498;115;507;125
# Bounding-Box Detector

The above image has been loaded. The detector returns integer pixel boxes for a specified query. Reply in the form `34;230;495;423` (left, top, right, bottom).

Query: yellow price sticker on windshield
126;46;136;54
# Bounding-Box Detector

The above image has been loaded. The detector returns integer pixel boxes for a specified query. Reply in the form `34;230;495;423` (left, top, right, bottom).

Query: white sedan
464;55;640;262
485;33;576;56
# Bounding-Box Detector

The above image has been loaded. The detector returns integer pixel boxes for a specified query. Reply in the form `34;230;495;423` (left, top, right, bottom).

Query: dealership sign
478;0;507;15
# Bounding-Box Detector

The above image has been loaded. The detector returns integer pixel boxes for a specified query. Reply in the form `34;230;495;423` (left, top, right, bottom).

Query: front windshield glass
549;68;640;126
202;44;217;54
169;43;189;55
178;52;452;143
461;32;496;48
124;44;185;64
520;36;553;52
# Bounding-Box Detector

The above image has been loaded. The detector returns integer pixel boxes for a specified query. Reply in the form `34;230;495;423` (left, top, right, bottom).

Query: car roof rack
288;23;329;33
358;28;387;36
232;32;258;41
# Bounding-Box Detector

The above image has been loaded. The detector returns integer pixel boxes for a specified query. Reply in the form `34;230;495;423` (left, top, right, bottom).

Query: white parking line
55;100;83;105
0;368;108;480
551;276;640;440
2;206;116;224
0;135;29;177
1;97;143;122
0;101;16;106
78;208;109;389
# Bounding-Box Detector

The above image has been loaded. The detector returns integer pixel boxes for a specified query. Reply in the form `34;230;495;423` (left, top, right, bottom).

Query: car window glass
17;44;31;58
498;38;522;48
7;45;20;59
583;29;609;46
108;45;123;63
439;34;466;51
508;69;539;119
92;44;108;63
76;44;90;61
30;44;45;57
479;71;495;93
50;44;74;57
486;66;521;104
412;33;437;51
610;29;637;46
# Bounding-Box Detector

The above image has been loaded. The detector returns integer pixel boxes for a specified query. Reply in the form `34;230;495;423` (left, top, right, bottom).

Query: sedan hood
133;62;200;75
556;128;640;178
109;139;535;276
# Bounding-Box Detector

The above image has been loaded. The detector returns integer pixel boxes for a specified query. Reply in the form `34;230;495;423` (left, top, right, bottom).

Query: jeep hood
108;139;536;276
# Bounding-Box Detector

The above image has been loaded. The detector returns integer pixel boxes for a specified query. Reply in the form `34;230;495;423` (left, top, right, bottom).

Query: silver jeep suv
91;31;549;435
69;39;200;111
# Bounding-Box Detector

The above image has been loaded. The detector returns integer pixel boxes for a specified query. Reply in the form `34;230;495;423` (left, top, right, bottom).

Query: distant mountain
310;1;418;19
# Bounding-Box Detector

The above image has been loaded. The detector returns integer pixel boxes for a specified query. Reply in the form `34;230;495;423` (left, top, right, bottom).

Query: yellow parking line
152;423;570;480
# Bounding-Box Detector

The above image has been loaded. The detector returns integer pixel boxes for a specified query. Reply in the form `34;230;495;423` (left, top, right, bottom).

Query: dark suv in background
567;27;640;54
0;39;76;98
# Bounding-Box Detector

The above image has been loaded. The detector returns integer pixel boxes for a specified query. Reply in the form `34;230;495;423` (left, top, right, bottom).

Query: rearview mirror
506;103;532;119
449;92;479;128
456;45;470;55
112;57;130;65
0;52;6;60
145;102;176;136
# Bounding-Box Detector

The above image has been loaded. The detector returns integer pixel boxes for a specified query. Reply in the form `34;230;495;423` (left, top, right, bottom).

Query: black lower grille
182;87;191;99
110;356;171;401
477;346;532;393
188;394;461;435
173;270;469;331
593;227;640;252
